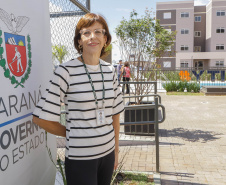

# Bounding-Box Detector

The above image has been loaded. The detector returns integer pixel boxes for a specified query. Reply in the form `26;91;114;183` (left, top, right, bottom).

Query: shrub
189;82;200;92
177;81;188;92
162;81;200;92
162;81;177;92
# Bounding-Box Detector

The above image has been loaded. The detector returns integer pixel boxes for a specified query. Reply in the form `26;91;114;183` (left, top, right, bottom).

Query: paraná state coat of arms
0;8;32;88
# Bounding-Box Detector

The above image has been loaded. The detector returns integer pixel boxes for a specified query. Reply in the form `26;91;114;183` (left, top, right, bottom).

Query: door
195;61;203;70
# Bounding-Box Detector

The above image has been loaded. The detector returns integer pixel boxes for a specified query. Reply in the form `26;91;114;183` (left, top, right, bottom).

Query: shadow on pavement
160;172;208;185
160;171;194;178
161;179;208;185
160;128;222;143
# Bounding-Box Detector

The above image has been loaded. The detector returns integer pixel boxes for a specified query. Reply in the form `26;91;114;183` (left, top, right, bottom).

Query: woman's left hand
114;151;119;170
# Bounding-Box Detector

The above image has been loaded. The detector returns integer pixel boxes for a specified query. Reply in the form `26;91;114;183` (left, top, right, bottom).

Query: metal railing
124;67;226;91
121;95;165;126
120;81;157;95
119;81;166;173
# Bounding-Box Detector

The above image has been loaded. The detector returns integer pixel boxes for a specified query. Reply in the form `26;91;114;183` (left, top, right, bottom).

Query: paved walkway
118;93;226;185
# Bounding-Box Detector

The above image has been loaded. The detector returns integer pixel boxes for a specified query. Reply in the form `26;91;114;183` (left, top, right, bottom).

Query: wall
0;1;56;184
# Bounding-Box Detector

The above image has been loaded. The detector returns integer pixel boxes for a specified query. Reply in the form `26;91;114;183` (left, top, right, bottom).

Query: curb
153;172;161;185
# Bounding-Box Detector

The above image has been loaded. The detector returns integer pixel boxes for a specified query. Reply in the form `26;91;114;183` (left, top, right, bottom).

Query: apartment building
156;0;226;70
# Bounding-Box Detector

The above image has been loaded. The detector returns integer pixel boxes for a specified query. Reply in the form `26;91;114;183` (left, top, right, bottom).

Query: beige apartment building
156;0;226;70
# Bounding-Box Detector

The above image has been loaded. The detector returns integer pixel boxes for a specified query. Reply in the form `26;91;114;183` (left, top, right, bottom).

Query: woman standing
32;13;124;185
122;61;131;94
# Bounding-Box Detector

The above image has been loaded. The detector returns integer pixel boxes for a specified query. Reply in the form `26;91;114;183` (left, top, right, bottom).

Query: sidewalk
119;93;226;185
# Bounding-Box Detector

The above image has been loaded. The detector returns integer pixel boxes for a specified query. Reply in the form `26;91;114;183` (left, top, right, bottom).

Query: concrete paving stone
138;167;146;171
208;182;220;185
138;162;146;167
218;169;226;175
197;177;208;182
185;169;196;174
210;172;222;178
214;178;226;183
125;155;134;161
146;167;155;171
117;94;226;184
212;183;226;185
140;155;147;158
205;175;215;182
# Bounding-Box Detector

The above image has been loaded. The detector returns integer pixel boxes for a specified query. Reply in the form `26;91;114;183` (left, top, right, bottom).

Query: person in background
117;59;123;85
32;13;124;185
122;61;131;94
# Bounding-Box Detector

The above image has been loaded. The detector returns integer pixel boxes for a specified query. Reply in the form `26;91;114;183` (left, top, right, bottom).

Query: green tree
104;43;112;54
101;44;112;60
115;9;176;102
52;44;68;65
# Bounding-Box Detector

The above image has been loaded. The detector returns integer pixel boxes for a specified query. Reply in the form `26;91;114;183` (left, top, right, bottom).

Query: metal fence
49;1;90;184
49;0;90;66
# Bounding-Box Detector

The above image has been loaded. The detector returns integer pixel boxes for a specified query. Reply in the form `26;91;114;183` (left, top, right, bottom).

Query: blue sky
91;0;210;62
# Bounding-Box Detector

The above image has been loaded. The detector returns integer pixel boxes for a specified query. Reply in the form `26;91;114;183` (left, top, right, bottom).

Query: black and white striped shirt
33;58;124;160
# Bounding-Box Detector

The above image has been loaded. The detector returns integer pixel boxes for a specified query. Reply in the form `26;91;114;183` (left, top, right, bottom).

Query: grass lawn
112;172;155;185
166;92;205;96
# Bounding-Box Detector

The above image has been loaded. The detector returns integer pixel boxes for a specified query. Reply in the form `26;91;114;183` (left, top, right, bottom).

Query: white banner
0;0;56;185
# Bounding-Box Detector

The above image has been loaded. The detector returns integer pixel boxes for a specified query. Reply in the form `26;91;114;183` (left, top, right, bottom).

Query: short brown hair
74;13;112;57
124;61;129;67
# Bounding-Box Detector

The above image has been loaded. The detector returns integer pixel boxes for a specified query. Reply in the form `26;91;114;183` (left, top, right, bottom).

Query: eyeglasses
80;29;106;38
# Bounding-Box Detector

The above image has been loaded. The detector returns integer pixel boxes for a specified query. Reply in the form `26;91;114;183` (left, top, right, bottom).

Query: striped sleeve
33;65;69;122
112;67;124;115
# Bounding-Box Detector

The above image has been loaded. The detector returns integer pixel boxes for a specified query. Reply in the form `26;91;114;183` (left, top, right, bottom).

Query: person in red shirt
122;61;131;94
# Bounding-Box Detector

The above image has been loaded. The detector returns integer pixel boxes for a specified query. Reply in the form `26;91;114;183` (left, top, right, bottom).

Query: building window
217;10;225;16
216;61;224;67
195;16;201;22
181;29;189;34
180;61;189;68
216;27;225;33
181;45;189;51
163;61;171;68
216;44;224;50
164;12;171;19
194;31;201;37
181;12;189;18
194;46;201;52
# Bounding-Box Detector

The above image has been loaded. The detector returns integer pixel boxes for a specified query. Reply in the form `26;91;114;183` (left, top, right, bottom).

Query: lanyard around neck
81;55;105;109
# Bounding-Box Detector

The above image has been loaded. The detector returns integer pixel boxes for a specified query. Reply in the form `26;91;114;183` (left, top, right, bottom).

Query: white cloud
115;8;131;13
195;0;210;6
